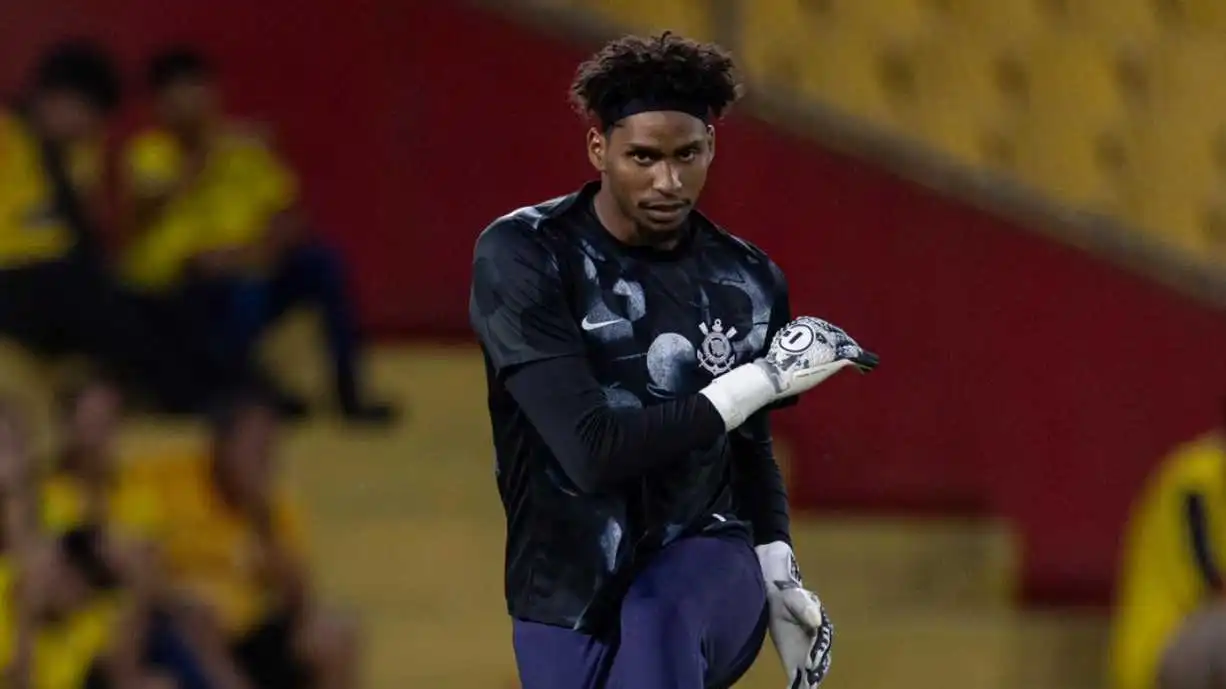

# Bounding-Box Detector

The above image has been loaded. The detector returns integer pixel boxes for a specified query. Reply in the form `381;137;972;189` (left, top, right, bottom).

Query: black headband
597;97;710;130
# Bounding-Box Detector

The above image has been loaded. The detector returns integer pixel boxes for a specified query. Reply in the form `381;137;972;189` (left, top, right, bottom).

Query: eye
629;151;655;166
677;148;699;163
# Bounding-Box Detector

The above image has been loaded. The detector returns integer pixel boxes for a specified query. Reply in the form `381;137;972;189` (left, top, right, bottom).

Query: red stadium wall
5;1;1226;605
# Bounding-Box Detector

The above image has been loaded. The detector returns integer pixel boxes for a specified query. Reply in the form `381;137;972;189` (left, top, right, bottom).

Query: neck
592;184;682;250
592;183;637;244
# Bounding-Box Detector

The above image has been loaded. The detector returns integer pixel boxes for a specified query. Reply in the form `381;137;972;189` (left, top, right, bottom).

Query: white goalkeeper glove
700;316;878;430
757;541;834;689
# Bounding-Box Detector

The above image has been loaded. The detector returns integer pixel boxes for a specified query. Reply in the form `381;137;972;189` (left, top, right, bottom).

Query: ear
586;126;607;173
706;124;716;162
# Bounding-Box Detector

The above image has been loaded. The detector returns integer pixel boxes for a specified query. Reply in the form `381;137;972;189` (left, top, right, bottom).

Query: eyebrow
623;138;706;154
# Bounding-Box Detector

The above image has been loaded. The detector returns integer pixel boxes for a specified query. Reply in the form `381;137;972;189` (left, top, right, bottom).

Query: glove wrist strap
756;540;803;589
699;362;777;431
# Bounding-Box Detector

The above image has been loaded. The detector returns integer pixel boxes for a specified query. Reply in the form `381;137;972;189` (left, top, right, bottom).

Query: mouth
641;203;690;223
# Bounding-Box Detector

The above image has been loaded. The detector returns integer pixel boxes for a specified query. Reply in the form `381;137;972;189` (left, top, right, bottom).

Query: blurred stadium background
3;0;1226;688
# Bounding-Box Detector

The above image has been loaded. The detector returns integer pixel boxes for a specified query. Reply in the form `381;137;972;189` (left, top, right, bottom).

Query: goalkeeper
468;32;877;689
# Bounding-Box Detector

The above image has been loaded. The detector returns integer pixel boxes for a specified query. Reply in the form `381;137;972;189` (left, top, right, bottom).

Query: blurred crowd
0;39;395;689
0;379;358;689
0;40;397;424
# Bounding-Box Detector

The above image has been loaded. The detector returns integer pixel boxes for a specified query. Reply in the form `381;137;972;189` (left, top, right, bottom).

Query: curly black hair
569;32;742;128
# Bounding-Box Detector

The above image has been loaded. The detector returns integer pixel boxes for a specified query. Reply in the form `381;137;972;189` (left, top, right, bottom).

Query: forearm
506;356;727;493
731;413;792;546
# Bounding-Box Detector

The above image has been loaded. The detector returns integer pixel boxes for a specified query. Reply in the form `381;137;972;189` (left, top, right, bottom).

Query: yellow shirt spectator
121;126;299;291
40;464;165;542
0;559;119;689
137;453;308;637
0;111;100;267
1111;432;1226;689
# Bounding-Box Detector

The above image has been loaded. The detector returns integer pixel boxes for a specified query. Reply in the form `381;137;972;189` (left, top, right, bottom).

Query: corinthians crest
697;319;737;375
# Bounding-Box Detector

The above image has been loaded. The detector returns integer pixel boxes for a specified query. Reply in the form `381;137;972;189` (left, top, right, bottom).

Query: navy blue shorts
513;535;769;689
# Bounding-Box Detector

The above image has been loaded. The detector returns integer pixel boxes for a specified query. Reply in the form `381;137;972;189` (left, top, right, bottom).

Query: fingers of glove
787;611;834;689
789;360;855;392
779;588;826;630
766;613;813;673
849;349;879;373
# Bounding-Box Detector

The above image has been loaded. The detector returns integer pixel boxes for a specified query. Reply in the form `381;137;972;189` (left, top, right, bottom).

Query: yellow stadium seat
1119;117;1226;255
925;0;1048;38
1163;0;1226;33
1002;35;1132;207
571;0;715;41
1131;38;1226;121
1000;34;1132;126
1048;0;1162;40
738;0;813;92
901;30;1018;163
804;0;933;37
791;27;907;131
1006;122;1128;209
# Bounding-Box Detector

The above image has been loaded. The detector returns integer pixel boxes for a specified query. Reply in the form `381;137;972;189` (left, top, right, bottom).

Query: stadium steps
0;340;1109;689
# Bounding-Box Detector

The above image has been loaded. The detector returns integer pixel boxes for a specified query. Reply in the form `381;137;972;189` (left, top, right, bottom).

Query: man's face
157;77;217;135
588;110;715;241
35;91;105;145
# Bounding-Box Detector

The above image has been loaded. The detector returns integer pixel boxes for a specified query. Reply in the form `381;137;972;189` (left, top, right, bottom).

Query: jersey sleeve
505;354;727;494
469;219;585;377
731;410;791;546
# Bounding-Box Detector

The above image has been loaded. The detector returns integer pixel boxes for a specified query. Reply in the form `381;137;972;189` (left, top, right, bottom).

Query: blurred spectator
1110;402;1226;689
121;47;395;425
0;40;231;415
0;399;163;689
41;376;262;689
41;378;162;543
146;391;359;689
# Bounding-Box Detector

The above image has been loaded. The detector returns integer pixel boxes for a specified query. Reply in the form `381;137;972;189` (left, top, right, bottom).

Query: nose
651;163;683;195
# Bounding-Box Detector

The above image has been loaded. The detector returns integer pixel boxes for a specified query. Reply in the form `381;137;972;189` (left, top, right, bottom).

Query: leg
512;619;613;689
293;607;361;689
8;260;214;412
144;610;212;689
180;275;309;418
607;536;768;689
265;242;393;421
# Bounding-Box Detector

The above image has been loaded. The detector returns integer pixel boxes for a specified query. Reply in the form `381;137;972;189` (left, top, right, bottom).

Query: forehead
609;111;708;148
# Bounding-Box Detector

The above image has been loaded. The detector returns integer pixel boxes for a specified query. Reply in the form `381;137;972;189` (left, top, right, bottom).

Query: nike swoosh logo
581;316;624;331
